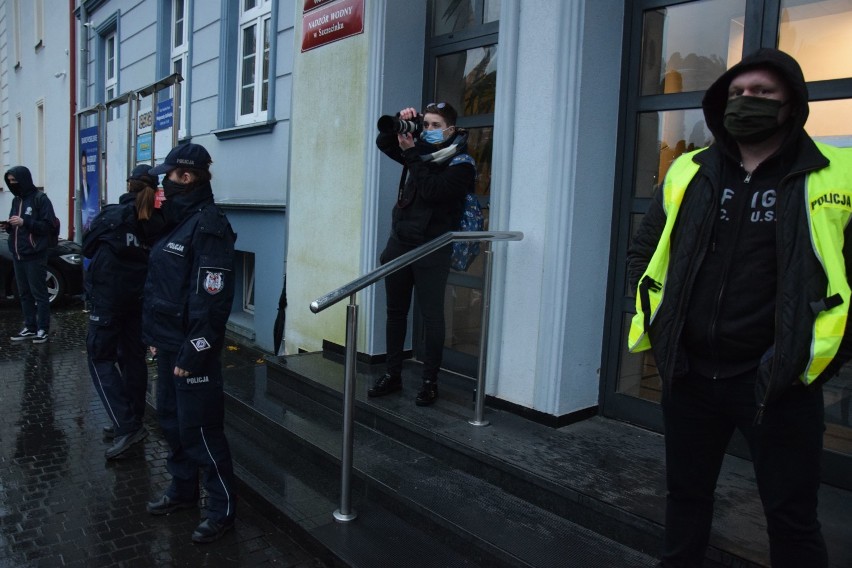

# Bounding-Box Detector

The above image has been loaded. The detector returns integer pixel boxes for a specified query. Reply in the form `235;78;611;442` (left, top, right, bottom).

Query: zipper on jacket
739;162;754;183
708;167;753;379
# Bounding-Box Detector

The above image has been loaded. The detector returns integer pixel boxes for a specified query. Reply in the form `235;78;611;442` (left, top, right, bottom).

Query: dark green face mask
723;96;787;144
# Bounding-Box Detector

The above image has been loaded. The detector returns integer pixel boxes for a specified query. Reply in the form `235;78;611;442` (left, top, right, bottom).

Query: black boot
415;380;438;406
368;373;402;397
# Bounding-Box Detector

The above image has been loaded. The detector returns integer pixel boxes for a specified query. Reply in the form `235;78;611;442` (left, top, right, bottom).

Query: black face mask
162;177;193;199
160;178;195;226
7;182;21;197
723;96;787;144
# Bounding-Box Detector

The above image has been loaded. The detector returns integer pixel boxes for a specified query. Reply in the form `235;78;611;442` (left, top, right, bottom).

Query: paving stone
0;299;327;567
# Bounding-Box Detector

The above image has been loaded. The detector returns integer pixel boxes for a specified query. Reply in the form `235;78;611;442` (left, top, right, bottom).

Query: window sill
213;120;276;140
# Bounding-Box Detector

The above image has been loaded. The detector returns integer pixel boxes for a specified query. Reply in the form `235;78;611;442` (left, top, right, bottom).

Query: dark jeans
155;350;236;523
661;370;827;568
382;239;450;382
13;255;50;331
87;309;147;436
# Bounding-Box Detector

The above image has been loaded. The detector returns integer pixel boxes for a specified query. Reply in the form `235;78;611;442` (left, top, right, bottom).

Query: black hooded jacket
4;166;56;260
376;130;475;247
82;193;165;314
627;49;852;405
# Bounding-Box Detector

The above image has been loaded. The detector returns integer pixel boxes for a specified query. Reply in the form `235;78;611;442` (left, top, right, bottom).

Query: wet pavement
0;298;328;568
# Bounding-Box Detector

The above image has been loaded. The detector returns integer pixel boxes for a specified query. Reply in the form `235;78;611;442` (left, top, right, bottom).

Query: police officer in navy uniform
84;165;165;460
142;143;238;544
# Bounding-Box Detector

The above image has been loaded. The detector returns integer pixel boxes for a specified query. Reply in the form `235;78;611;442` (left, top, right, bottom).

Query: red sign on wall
301;0;364;52
303;0;336;13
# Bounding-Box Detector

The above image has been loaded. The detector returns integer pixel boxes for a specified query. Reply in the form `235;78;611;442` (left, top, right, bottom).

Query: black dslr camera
377;114;422;135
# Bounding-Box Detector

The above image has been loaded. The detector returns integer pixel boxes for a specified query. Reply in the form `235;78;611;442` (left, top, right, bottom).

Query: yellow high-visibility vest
628;143;852;386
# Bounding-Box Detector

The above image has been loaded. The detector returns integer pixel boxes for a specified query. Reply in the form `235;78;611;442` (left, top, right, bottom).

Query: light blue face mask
421;128;446;145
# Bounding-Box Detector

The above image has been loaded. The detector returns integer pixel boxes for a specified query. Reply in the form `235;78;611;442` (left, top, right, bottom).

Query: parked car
0;232;84;305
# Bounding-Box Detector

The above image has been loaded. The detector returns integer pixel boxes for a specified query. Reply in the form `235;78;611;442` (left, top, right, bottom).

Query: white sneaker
32;330;49;344
11;328;36;341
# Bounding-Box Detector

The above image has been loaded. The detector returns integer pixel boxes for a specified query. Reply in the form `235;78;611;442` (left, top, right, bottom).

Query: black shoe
32;329;49;344
104;427;148;460
368;373;402;397
191;517;235;544
103;425;115;440
146;494;197;516
415;380;438;406
10;328;36;341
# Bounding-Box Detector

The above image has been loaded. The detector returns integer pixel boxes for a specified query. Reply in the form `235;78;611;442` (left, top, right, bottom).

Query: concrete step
264;352;669;560
223;363;657;568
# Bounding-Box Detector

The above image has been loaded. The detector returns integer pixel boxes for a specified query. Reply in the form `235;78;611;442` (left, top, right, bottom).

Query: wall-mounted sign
301;0;364;53
155;99;174;131
303;0;336;13
137;132;153;161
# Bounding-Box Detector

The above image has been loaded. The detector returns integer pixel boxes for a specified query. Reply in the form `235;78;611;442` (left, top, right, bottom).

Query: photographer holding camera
369;102;475;406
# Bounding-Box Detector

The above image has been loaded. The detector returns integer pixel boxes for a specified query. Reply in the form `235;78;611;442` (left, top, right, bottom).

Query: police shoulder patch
204;271;225;295
191;337;212;352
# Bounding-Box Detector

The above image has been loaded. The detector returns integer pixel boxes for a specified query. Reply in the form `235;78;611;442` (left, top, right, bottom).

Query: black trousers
660;370;827;567
382;239;450;382
87;309;147;436
155;350;236;523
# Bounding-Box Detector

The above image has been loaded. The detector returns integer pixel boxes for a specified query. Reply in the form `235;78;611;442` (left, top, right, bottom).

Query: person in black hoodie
4;166;56;343
83;165;166;460
369;102;475;406
627;49;851;567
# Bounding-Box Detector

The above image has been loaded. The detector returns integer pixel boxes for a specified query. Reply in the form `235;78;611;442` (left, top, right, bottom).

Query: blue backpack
451;192;484;272
449;153;482;272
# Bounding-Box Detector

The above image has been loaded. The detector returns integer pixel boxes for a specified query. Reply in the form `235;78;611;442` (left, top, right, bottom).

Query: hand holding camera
377;107;420;150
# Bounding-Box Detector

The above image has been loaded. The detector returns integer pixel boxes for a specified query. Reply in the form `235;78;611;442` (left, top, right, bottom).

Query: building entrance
413;1;499;378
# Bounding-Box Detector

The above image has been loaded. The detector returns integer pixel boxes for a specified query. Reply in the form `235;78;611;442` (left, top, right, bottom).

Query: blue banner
79;126;100;233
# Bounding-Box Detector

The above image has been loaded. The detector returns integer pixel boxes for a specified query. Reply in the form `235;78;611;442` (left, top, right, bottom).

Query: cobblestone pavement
0;298;327;568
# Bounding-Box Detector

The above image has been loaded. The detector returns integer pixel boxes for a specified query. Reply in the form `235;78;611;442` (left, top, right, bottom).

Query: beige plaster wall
285;7;370;353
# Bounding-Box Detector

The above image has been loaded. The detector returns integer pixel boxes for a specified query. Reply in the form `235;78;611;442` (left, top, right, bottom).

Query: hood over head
702;48;809;153
4;166;37;197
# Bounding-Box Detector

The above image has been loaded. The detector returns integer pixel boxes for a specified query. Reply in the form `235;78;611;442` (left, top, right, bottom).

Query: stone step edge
265;359;665;556
224;385;657;568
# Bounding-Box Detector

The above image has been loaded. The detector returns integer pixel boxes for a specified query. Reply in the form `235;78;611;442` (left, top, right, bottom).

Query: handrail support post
470;243;493;427
333;294;359;522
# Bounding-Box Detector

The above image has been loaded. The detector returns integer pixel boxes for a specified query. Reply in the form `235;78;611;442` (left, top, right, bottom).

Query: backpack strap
449;153;475;168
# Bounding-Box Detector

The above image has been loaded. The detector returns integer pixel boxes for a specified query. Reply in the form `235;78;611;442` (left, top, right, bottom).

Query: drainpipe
75;1;89;244
68;0;77;240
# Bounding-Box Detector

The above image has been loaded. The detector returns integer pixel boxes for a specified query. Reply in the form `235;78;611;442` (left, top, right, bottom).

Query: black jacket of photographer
376;129;475;249
82;193;163;315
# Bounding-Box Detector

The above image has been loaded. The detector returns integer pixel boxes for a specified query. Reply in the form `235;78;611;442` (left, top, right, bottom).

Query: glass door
602;0;852;489
417;1;499;377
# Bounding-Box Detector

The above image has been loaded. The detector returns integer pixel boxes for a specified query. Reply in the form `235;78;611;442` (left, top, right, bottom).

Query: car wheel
46;266;65;305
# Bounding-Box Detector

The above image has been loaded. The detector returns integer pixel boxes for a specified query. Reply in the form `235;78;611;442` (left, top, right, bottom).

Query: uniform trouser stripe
200;425;232;517
90;357;119;426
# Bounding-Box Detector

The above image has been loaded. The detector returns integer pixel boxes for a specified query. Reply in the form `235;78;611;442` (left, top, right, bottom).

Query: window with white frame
12;0;21;67
236;0;271;125
105;33;118;121
242;252;256;314
15;114;22;164
171;0;189;137
34;0;44;48
36;102;45;186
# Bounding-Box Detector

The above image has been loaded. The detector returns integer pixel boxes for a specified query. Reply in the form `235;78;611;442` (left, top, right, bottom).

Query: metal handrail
310;229;524;523
310;230;523;314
